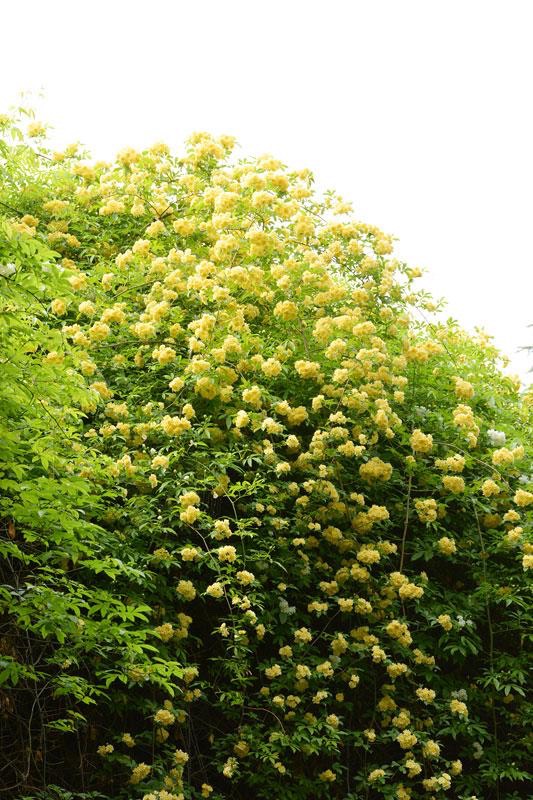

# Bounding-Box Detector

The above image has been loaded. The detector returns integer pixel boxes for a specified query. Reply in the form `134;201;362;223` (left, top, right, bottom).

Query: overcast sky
2;0;532;384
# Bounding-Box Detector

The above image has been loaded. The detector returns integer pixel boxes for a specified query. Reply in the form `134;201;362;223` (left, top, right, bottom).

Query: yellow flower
236;570;255;585
234;409;250;428
161;416;191;436
422;739;440;758
231;739;249;758
44;351;64;366
146;220;165;237
318;769;336;782
405;758;422;777
51;298;68;315
151;455;170;470
410;429;433;453
416;687;436;704
117;147;140;165
356;547;380;565
392;710;410;729
99;199;125;216
90;381;113;399
371;646;387;663
181;546;199;561
169;376;185;392
242;385;262;408
154;623;174;642
387;663;408;679
174;748;189;765
450;699;468;717
265;664;282;679
437;536;457;556
154;708;175;725
398;582;424;600
129;762;151;784
273;300;298;321
173;218;196;235
435;454;465;472
88;321;110;341
176;580;196;601
442;475;465;493
261;357;282;377
152;344;176;364
294;360;321;380
437;613;453;631
359;457;393;482
492;447;515;466
316;660;334;677
28;121;46;137
206;582;224;598
132;321;156;340
396;730;418;749
415;498;438;523
180;505;200;524
453;376;475;399
482;479;500;497
514;488;533;507
217;545;237;562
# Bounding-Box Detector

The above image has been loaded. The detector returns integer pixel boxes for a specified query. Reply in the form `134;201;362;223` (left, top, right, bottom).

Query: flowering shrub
0;110;532;800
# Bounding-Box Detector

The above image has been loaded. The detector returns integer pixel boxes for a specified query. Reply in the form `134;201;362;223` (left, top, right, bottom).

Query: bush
0;110;531;800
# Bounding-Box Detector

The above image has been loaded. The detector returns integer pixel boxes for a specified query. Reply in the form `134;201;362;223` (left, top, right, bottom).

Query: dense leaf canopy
0;111;531;800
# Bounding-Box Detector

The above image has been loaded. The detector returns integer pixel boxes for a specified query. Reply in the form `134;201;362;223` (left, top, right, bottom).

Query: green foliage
0;110;531;800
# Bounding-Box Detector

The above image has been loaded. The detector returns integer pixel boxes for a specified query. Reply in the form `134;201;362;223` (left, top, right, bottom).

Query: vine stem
399;473;413;573
472;500;500;800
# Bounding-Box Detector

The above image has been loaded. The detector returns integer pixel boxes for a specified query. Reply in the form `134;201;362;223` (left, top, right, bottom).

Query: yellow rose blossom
398;582;424;600
437;613;453;631
217;545;237;562
442;475;465;493
273;300;298;321
437;536;457;555
415;498;438;523
154;708;175;725
154;623;174;642
176;580;196;601
514;488;533;507
416;687;436;703
396;730;418;749
206;582;224;598
492;447;515;466
450;699;468;716
410;429;433;453
453;376;475;399
359;457;393;482
422;739;441;758
161;416;191;436
129;763;151;784
482;479;500;497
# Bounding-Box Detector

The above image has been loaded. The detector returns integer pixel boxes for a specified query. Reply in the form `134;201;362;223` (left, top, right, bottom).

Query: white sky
2;0;532;384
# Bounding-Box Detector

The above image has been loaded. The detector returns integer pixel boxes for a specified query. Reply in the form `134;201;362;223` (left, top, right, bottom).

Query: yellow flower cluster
359;457;393;482
410;429;433;453
415;498;438;523
14;118;530;800
130;763;151;784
